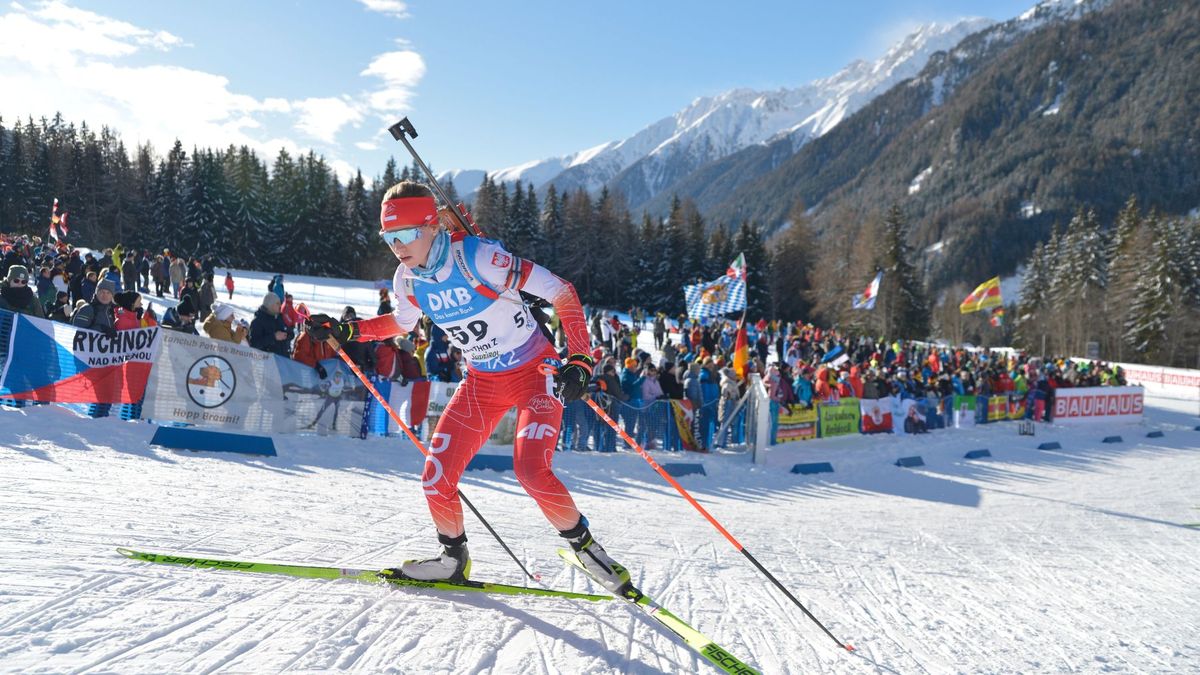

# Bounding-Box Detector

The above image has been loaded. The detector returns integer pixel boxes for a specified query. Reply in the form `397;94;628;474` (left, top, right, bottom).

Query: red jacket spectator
293;330;337;368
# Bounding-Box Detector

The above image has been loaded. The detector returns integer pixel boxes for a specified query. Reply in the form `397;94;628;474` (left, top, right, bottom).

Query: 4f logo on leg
517;422;557;441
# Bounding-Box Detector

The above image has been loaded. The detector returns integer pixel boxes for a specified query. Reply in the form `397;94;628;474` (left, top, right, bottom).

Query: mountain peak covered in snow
441;17;994;206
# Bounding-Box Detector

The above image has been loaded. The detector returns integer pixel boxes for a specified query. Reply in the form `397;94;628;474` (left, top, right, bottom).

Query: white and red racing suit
353;230;591;539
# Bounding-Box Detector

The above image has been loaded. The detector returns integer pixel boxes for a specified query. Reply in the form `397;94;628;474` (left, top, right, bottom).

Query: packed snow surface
1;395;1198;673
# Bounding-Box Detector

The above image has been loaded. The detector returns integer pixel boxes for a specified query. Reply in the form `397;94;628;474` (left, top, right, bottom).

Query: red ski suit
355;231;591;539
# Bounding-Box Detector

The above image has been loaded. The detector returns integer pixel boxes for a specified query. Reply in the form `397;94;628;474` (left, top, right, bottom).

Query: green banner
952;395;977;411
818;397;860;438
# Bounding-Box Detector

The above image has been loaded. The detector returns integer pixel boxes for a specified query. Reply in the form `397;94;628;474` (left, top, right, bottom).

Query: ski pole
324;337;541;583
585;397;855;652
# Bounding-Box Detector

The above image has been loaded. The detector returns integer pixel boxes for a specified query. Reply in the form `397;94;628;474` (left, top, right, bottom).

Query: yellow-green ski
558;548;760;675
117;547;611;602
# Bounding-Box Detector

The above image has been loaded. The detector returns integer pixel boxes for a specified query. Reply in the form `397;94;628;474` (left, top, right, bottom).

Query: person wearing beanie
249;291;290;355
202;303;248;345
0;265;46;318
47;290;73;323
113;291;157;330
292;317;337;378
71;275;116;336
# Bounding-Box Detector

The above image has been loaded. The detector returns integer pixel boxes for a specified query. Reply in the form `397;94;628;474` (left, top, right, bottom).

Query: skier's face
386;223;437;266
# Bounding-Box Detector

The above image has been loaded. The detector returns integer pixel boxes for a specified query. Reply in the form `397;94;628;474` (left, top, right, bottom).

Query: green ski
117;547;611;602
558;548;760;675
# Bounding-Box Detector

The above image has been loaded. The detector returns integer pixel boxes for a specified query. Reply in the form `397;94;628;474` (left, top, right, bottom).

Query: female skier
307;181;629;590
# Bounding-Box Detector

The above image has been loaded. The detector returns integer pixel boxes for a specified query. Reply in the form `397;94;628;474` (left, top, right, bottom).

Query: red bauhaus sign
1052;386;1144;424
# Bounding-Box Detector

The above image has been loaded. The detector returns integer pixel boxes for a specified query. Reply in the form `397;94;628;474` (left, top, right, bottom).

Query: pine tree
1124;215;1172;360
768;200;817;321
539;184;563;272
151;140;188;254
344;170;375;277
874;204;929;339
732;220;771;319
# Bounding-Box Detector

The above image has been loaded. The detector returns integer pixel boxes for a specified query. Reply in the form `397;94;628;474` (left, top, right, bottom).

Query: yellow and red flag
960;276;1002;314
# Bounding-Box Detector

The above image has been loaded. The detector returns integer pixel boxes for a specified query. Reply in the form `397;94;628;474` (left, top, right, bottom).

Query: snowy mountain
440;18;993;207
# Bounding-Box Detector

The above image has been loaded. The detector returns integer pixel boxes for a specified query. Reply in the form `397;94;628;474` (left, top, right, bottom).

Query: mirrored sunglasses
380;227;423;246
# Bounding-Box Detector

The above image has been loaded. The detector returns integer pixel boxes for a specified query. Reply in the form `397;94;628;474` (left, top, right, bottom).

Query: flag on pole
732;316;749;379
989;306;1005;327
852;271;883;310
683;254;747;319
727;252;746;280
49;198;69;241
960;276;1003;313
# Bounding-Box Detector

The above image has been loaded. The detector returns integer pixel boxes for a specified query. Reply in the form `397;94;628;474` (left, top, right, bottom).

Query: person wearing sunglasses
306;181;628;592
0;265;46;318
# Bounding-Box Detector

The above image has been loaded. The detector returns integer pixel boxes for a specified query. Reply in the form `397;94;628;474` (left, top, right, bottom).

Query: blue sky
0;0;1035;181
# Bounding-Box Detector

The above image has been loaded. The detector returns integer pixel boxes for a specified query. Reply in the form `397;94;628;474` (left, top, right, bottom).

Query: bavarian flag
960;276;1003;314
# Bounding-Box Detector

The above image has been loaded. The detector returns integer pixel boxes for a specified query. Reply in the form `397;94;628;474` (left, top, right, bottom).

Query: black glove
556;353;594;402
307;313;356;345
315;363;327;379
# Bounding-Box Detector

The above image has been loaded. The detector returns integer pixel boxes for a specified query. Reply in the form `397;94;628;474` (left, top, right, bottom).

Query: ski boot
381;534;471;583
561;518;631;594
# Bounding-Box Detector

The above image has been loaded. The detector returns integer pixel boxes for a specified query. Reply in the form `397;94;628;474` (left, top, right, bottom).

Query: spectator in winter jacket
113;291;158;330
47;291;72;323
79;270;98;306
377;288;393;316
424;323;451;381
658;362;684;400
0;265;46;318
104;266;122;293
138;252;151;291
249;292;290;356
394;338;423;383
121;254;138;294
169;257;186;297
71;278;117;336
267;274;285;303
224;271;234;299
280;294;302;329
202;303;248;345
293;319;337;378
338;306;375;375
161;296;199;335
35;266;55;306
198;273;216;320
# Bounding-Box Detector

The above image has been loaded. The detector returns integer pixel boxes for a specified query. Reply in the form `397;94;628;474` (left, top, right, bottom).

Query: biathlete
307;181;630;591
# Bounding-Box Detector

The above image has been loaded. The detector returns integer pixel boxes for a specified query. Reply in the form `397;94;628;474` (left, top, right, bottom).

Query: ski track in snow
1;397;1199;673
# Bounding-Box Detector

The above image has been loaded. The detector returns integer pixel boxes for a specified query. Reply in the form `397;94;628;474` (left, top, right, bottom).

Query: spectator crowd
3;232;1133;451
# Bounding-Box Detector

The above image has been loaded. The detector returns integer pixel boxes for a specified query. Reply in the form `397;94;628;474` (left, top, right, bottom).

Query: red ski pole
585;397;854;651
325;337;540;582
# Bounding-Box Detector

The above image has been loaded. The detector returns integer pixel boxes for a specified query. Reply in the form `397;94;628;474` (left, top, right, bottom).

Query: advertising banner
818;397;860;438
775;405;817;442
0;309;159;403
276;356;368;436
860;398;893;433
987;396;1008;422
143;331;292;432
1052;386;1144;425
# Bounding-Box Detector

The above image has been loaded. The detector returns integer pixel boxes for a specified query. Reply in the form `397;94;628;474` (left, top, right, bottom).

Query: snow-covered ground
1;393;1198;673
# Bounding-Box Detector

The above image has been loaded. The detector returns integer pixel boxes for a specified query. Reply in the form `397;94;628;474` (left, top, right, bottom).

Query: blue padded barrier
151;426;276;456
791;462;834;475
